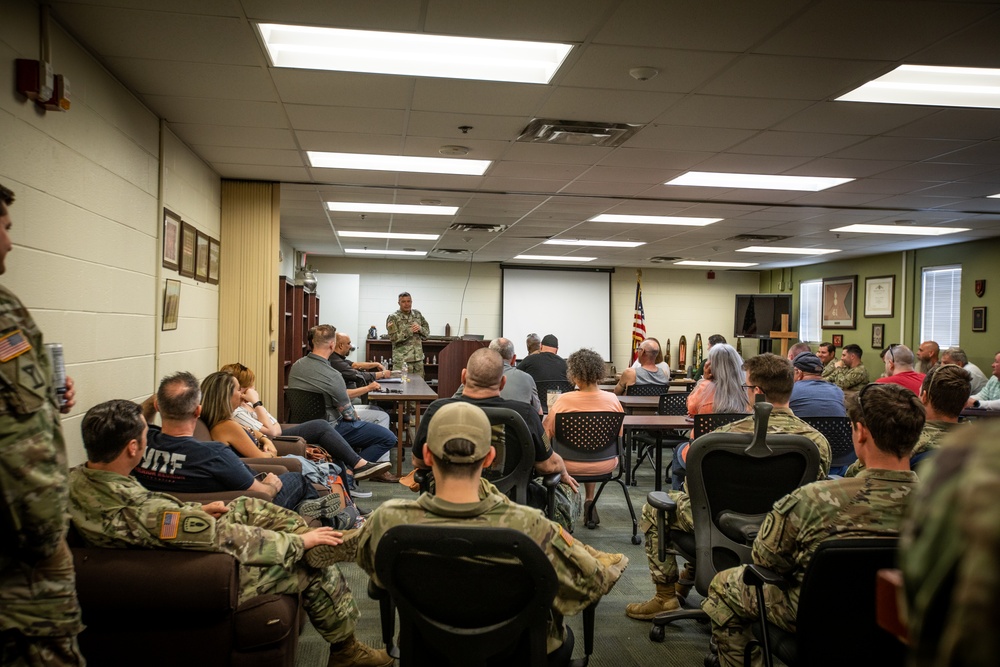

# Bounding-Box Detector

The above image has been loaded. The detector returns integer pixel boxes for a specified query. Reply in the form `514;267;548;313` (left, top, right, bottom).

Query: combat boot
625;583;681;620
676;561;696;598
327;635;393;667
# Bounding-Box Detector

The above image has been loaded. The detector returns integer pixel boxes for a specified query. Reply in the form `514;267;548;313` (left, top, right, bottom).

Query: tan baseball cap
426;402;492;463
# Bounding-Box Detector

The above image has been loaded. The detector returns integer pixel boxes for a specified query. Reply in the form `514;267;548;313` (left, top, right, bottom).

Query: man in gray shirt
288;325;398;482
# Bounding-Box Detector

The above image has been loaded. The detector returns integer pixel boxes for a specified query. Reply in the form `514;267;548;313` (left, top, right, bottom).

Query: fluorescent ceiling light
338;231;439;241
736;246;840;255
988;193;1000;198
837;64;1000;109
513;255;595;262
328;202;458;216
674;260;758;268
589;214;722;226
665;171;853;191
830;224;970;236
258;23;572;84
308;151;490;176
544;239;645;248
345;248;427;257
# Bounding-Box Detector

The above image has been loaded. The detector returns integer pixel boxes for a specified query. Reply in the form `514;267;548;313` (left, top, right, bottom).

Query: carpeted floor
295;450;720;667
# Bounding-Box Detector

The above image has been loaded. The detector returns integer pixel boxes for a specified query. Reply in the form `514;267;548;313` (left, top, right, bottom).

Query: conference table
368;376;439;476
622;414;692;490
599;379;696;393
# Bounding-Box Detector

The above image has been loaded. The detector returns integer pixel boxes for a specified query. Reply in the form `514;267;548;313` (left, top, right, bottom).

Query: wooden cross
769;314;798;358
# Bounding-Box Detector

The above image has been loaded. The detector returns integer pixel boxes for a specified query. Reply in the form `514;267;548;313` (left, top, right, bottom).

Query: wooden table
600;380;695;393
622;414;692;490
368;376;438;476
961;407;1000;419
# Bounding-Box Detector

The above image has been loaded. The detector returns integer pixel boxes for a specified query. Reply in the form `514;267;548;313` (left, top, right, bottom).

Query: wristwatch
252;401;263;408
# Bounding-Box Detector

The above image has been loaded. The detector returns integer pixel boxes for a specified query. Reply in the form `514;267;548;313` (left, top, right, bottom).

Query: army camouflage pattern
385;308;429;377
825;362;870;392
703;468;917;667
821;360;836;380
352;479;624;653
0;284;83;664
900;420;1000;667
715;407;832;479
844;419;957;477
67;466;359;643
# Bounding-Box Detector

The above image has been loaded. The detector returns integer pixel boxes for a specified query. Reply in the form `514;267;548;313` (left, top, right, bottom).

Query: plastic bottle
401;361;409;383
432;354;437;365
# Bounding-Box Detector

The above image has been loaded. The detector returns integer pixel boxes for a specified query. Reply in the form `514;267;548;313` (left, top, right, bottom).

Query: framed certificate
864;275;895;318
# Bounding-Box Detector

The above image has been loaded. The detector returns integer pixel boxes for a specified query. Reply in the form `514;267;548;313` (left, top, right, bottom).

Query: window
799;279;822;342
921;265;961;347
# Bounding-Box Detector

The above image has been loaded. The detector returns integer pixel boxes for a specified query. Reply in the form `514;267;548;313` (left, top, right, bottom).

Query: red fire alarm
16;59;53;101
707;271;716;280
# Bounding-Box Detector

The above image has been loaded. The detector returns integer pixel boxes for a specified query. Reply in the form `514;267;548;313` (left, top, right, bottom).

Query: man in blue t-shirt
135;372;336;518
788;352;846;418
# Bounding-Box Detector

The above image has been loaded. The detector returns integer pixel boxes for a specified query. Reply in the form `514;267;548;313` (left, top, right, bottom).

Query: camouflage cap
426;402;492;462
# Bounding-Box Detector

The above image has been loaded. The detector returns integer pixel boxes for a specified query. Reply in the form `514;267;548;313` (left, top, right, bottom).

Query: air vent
516;119;642;147
649;256;680;263
726;234;790;242
448;223;508;233
432;248;470;255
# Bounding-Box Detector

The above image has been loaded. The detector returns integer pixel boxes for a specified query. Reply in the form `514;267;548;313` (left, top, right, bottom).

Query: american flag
631;270;646;364
159;511;180;540
0;330;31;361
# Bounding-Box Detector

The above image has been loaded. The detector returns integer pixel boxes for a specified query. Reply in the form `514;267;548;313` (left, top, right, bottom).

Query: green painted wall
757;236;1000;371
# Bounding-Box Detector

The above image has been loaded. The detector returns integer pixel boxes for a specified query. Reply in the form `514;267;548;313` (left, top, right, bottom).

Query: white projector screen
501;267;612;360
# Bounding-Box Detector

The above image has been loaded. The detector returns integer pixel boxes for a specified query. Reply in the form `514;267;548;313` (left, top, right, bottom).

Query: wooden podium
437;339;489;398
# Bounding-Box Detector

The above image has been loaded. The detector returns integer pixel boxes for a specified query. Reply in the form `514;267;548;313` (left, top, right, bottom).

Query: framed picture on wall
973;306;987;332
822;275;857;329
208;237;220;285
864;275;895;318
179;222;197;278
871;323;884;349
832;334;844;348
162;209;181;271
195;231;210;282
162;279;181;331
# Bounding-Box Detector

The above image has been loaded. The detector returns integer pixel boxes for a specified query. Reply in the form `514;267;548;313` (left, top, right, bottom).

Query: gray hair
709;344;749;413
489;337;515;361
941;347;968;366
525;333;541;354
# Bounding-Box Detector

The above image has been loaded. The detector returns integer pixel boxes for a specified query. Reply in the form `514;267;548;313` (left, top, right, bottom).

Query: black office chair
630;392;689;486
646;402;822;642
743;537;903;667
283;388;327;423
551;411;640;544
370;524;596;667
692;412;748;440
535;381;576;413
625;383;670;396
800;416;855;471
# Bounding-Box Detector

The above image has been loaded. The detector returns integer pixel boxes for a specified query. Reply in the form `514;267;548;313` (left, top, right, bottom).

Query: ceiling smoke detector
517;118;642;147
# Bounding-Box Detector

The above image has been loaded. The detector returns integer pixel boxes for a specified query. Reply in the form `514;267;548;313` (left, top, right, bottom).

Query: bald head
918;341;939;365
464;348;504;392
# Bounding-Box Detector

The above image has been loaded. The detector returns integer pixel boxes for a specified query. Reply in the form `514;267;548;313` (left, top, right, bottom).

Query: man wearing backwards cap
352;402;628;657
516;333;569;386
788;351;847;419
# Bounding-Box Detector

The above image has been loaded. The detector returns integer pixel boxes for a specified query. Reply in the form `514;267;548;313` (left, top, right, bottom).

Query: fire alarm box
39;74;70;112
16;59;53;101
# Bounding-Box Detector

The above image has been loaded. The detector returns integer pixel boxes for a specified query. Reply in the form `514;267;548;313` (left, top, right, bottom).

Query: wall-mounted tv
734;294;793;339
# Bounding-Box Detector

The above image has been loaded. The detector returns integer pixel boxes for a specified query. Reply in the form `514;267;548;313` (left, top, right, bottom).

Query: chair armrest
647;491;676;563
541;472;562;520
647;491;676;513
169;488;273;504
245;457;303;474
742;564;791;590
274;437;307;457
414;468;432;493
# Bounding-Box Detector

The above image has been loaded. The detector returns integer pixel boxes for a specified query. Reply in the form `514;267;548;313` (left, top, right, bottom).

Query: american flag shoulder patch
160;511;181;540
0;329;32;362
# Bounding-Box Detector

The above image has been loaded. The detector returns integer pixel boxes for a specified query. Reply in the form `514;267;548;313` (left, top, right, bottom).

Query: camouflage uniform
900;420;1000;667
0;285;84;666
821;360;836;380
385;308;429;378
703;468;917;667
845;419;958;477
638;408;830;587
826;362;869;392
352;479;624;653
67;465;359;644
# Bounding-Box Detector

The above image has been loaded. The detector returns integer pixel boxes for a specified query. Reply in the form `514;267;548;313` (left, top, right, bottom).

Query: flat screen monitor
734;294;792;339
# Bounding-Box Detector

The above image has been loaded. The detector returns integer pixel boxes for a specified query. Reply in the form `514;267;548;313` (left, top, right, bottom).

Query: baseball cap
541;334;559;347
792;351;825;374
426;402;492;463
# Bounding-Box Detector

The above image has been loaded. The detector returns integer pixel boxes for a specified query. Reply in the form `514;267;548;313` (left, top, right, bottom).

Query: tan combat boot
625;582;681;620
327;636;393;667
676;561;696;598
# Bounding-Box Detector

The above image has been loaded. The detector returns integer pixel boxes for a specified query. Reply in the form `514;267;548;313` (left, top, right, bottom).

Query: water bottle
401;360;409;383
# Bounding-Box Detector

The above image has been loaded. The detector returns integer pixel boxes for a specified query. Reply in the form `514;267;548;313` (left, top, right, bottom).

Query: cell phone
254;471;269;481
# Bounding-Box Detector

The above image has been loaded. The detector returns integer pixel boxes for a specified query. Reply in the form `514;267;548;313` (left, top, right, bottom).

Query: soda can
45;343;68;407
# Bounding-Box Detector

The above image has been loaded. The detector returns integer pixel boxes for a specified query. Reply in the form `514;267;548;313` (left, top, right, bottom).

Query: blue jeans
334;418;396;464
671;442;690;491
282;419;362;468
272;471;318;510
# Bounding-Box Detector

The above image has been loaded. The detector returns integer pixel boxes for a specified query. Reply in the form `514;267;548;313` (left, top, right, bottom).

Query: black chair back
551;411;625;464
686;403;822;594
692;412;747;439
373;525;559;667
625;383;670;396
657;392;688;416
535;381;575;412
479;407;537;506
284;389;326;423
800;416;856;467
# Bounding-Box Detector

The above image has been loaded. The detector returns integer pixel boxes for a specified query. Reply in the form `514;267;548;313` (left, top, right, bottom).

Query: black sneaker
353;460;391;480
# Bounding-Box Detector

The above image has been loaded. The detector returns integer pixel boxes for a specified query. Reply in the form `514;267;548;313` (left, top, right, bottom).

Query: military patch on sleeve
182;516;211;534
0;329;32;362
758;513;775;540
772;493;799;515
557;525;574;548
159;511;181;540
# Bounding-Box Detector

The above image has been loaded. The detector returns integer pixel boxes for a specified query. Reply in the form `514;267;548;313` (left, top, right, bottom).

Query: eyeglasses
884;344;899;362
741;383;766;402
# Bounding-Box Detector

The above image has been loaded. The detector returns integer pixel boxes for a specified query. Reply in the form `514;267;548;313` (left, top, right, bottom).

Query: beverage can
46;343;68;407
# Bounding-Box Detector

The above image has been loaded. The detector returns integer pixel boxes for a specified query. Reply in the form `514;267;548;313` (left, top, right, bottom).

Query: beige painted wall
0;1;220;464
